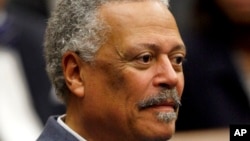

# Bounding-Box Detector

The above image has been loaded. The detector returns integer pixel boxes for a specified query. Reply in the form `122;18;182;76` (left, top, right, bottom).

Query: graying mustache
137;88;181;110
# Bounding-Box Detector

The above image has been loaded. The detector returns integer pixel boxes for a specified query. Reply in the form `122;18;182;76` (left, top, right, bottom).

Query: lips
155;102;178;112
139;98;179;112
154;100;178;110
137;88;181;112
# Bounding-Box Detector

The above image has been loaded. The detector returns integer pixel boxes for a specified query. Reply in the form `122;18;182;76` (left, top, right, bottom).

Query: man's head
45;0;186;140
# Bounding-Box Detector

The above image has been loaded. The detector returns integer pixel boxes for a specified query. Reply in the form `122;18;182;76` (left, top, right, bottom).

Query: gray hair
45;0;170;102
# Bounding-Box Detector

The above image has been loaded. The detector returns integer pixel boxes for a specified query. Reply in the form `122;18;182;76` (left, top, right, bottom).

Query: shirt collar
57;114;87;141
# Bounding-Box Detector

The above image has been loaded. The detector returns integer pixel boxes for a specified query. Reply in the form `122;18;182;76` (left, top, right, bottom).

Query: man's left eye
172;56;185;65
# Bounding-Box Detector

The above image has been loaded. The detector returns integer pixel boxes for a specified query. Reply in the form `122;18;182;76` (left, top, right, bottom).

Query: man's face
81;1;186;141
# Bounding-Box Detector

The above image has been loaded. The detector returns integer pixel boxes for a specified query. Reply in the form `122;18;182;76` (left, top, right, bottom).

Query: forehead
96;0;184;55
99;1;176;30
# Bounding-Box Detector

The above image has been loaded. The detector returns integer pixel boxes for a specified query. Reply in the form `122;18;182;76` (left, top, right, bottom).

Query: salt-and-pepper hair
45;0;170;102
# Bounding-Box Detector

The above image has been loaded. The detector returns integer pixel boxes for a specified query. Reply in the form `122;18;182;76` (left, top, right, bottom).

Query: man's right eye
136;53;153;64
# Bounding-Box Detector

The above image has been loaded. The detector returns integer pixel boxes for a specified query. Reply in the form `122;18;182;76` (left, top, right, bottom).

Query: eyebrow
171;44;186;53
131;43;186;53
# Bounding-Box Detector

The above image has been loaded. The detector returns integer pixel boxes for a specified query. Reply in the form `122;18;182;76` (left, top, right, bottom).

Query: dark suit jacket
37;116;79;141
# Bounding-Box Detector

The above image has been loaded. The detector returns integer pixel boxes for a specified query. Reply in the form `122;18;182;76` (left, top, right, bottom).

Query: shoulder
37;116;78;141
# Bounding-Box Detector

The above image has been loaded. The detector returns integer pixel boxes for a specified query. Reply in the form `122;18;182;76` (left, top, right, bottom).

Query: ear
62;52;85;98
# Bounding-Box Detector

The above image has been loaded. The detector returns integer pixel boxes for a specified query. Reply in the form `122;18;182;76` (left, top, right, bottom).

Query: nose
152;55;178;89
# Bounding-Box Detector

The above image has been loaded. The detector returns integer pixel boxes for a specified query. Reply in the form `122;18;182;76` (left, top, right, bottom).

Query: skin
62;1;186;141
0;0;6;10
216;0;250;24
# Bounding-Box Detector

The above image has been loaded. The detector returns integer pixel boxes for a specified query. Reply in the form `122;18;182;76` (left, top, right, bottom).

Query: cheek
91;61;141;130
96;61;127;91
177;73;185;97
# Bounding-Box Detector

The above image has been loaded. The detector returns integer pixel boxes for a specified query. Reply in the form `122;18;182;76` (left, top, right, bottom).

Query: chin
158;123;175;140
133;111;177;141
143;121;176;141
145;132;174;141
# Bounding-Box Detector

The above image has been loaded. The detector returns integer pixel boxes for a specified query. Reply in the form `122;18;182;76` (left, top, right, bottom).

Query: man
37;0;186;140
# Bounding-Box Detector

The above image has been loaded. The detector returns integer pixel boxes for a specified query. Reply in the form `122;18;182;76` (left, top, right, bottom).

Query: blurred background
0;0;249;140
170;0;250;140
0;0;64;140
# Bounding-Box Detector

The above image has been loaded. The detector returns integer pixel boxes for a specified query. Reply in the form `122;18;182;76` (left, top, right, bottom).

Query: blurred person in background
171;0;250;139
0;47;42;141
0;1;42;140
1;0;65;125
0;0;64;141
0;0;64;140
